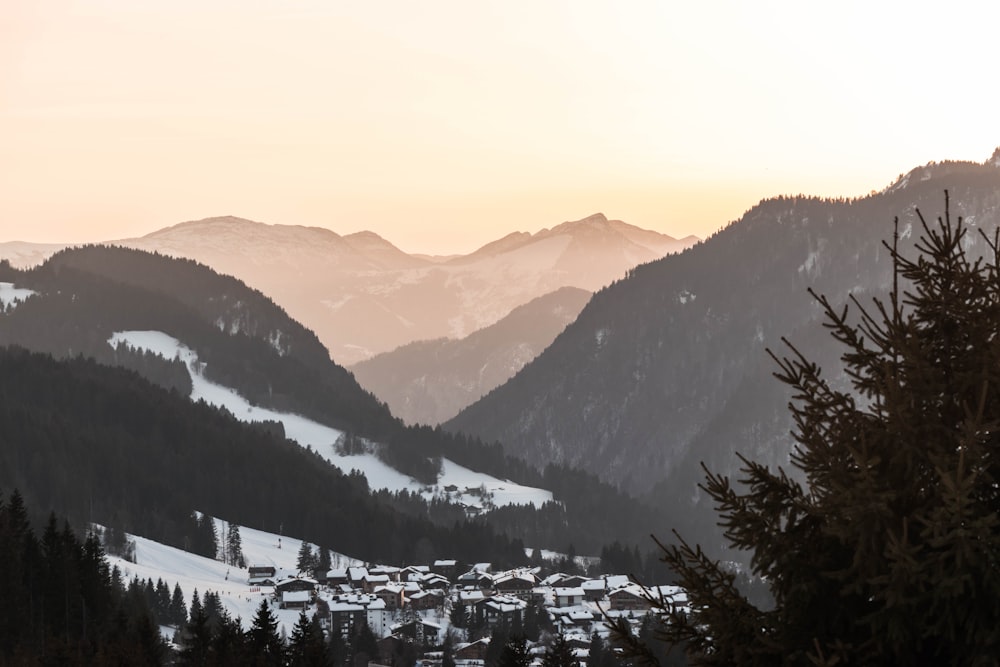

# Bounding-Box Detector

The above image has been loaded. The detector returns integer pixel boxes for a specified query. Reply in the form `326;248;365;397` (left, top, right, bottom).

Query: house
373;583;406;610
407;589;446;611
326;568;349;586
401;565;430;582
248;565;277;585
419;573;451;590
492;571;537;600
432;559;459;581
473;595;526;628
553;587;585;608
607;586;652;611
393;619;442;645
347;566;369;587
457;570;493;591
276;577;317;594
581;578;606;602
281;589;311;610
363;573;391;593
559;575;588;588
454;638;490;661
370;565;402;582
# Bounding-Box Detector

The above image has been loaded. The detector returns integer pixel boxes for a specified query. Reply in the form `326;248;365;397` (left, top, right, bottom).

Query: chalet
473;595;526;628
454;638;489;662
363;573;391;593
419;573;451;590
373;583;405;610
393;619;441;645
347;566;369;587
457;569;493;591
581;578;606;602
553;586;585;608
281;589;311;610
326;568;349;586
559;575;588;588
431;559;459;580
607;586;652;611
457;589;487;606
492;571;537;600
407;589;446;611
276;577;317;594
370;565;402;582
401;565;430;581
248;565;276;585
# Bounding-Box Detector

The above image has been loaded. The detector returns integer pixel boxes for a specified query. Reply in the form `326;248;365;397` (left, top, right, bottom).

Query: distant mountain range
445;150;1000;546
350;286;592;425
0;213;697;367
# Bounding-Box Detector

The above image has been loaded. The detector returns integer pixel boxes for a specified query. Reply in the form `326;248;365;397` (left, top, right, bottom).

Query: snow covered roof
605;575;630;589
282;590;311;603
433;559;458;567
581;579;606;591
554;587;585;597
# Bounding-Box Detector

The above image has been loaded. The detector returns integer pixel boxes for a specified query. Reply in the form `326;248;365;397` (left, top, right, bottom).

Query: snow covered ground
108;519;361;636
108;330;553;509
0;281;36;309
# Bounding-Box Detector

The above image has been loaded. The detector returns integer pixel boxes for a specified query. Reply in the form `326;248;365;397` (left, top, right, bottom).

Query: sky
2;1;997;255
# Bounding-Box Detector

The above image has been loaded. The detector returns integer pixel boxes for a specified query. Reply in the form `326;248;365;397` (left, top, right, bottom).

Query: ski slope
109;330;553;509
107;519;361;636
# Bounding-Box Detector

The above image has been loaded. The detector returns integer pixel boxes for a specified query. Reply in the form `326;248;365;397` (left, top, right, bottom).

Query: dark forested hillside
0;244;683;557
1;245;395;436
446;155;1000;551
0;347;529;566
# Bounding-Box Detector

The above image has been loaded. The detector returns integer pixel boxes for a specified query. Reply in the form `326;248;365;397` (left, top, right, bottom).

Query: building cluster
247;559;684;664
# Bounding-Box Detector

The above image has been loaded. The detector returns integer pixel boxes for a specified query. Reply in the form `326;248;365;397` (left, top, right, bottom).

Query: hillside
446;153;1000;547
0;246;673;555
0;347;528;566
350;286;592;425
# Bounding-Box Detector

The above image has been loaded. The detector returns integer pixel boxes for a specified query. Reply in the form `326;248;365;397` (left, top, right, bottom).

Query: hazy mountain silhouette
115;213;693;365
350;286;592;425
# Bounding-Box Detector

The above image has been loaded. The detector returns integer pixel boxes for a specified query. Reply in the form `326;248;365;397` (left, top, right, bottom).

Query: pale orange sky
1;0;997;254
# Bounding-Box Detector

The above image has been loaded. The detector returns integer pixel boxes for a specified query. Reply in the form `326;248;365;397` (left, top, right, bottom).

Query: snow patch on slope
108;330;553;509
0;282;36;310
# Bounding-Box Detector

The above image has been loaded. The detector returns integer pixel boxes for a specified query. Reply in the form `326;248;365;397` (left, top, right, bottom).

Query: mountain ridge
445;150;1000;547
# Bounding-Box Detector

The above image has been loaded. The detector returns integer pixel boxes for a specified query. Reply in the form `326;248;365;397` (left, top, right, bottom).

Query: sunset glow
2;0;997;254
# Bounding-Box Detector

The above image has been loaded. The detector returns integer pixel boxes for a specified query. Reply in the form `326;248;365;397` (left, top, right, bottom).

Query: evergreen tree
543;632;578;667
496;635;530;667
297;541;316;574
349;621;378;667
288;609;329;666
616;195;1000;664
227;522;246;568
170;583;188;626
249;599;284;666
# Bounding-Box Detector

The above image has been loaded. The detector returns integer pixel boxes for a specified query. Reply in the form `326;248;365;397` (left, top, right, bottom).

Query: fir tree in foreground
614;194;1000;665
